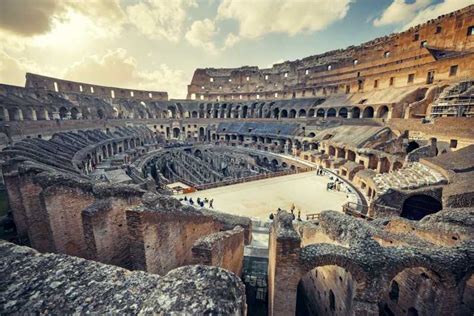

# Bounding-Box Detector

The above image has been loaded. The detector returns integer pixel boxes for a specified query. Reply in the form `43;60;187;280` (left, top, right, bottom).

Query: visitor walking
210;199;214;208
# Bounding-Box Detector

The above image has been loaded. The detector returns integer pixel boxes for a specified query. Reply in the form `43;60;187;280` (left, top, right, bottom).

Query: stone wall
192;226;245;276
0;241;246;315
268;210;474;316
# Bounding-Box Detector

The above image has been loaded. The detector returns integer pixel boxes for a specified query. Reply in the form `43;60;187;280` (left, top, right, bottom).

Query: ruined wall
127;207;219;275
381;267;452;316
192;226;244;276
299;265;356;316
41;185;95;258
25;73;168;101
82;194;143;268
188;6;474;100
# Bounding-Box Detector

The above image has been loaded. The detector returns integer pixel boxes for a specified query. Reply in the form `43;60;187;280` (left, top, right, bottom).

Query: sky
0;0;471;99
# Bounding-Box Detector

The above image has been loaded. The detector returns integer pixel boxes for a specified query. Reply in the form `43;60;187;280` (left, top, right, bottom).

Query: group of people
316;167;325;176
327;177;343;191
181;196;214;208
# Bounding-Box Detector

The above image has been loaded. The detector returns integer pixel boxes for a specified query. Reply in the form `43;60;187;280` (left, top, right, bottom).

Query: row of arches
0;102;391;121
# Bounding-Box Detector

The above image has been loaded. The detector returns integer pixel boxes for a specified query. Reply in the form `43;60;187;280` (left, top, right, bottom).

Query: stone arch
97;108;105;119
70;107;80;120
289;109;297;118
191;111;198;118
377;105;389;119
242;105;248;118
327;108;337;117
352;107;361;119
297;247;371;315
308;108;315;117
298;109;307;118
400;194;442;220
382;263;457;316
338;107;348;118
8;107;23;121
316;108;325;117
59;106;68;119
273;107;280;118
172;127;180;139
280;109;288;118
362;106;374;118
406;141;420;153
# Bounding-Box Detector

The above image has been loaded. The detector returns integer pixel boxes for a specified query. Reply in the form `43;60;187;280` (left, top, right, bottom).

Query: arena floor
181;171;352;220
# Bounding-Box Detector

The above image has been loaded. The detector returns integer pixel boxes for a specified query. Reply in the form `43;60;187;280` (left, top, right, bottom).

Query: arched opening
328;146;336;156
352;107;360;119
316;109;325;117
307;132;316;138
289;109;297;118
377;105;389;119
71;107;79;120
296;265;358;316
59;107;68;119
172;127;180;139
199;127;205;140
280;109;288;118
242;106;248;118
362;106;374;118
273;107;280;118
308;109;315;117
8;108;24;121
401;195;442;220
97;109;105;119
392;161;403;171
191;111;198;118
298;109;307;118
381;267;447;316
327;108;337;117
406;141;420;153
338;107;348;118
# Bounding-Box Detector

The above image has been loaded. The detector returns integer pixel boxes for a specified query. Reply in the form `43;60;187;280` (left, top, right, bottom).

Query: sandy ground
180;171;351;220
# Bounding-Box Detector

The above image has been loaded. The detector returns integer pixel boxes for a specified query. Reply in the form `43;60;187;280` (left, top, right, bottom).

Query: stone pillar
3;108;10;121
268;211;303;316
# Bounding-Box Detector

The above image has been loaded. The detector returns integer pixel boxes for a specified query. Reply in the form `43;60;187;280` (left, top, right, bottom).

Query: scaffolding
431;80;474;118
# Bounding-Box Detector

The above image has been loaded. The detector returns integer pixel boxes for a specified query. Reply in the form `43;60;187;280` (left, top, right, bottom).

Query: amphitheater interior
1;5;474;316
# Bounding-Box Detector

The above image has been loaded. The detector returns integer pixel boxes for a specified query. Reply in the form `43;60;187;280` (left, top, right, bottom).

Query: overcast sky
0;0;471;98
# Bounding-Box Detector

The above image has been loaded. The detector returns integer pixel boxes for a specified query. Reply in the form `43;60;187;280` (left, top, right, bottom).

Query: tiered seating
373;162;446;194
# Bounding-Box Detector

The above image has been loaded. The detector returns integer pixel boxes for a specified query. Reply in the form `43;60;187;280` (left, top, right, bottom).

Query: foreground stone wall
0;241;246;315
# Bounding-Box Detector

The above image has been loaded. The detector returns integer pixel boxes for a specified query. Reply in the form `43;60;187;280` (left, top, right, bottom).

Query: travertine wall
188;6;474;101
25;73;168;101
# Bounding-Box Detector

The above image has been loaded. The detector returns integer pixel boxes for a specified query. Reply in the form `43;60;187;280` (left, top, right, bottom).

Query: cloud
63;49;188;99
126;0;197;42
224;33;240;48
374;0;471;28
0;0;126;37
185;19;218;53
217;0;352;39
0;0;65;36
402;0;473;28
0;50;41;86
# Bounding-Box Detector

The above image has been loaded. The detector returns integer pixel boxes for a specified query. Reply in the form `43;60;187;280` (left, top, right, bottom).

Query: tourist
297;210;301;221
197;197;201;204
189;198;194;205
184;196;188;201
210;199;214;208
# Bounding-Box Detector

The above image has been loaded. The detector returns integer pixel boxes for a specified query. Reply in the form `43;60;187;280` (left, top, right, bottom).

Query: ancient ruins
0;4;473;316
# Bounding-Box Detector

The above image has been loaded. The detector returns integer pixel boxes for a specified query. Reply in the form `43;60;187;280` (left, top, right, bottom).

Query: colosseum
0;3;473;316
